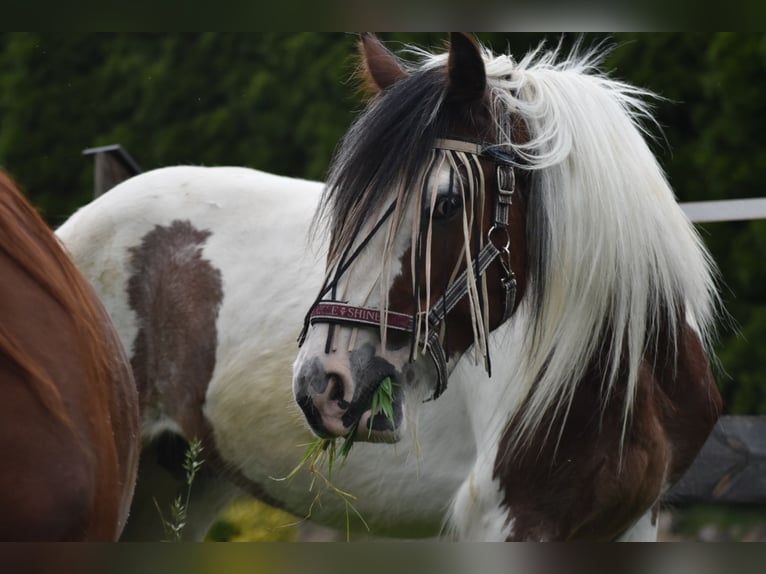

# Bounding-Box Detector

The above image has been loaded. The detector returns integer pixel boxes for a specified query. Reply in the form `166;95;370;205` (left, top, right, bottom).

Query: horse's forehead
126;219;223;438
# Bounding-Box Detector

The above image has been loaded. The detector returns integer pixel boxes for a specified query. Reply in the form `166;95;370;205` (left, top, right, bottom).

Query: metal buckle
501;272;517;323
497;164;515;199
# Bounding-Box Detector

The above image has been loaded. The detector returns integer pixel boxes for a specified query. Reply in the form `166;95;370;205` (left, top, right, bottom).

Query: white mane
418;42;720;449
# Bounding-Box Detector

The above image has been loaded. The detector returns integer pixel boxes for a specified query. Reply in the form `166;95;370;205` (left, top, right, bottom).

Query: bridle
298;138;518;400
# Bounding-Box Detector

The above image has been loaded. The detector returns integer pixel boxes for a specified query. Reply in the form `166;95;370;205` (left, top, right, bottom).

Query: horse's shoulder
648;321;722;484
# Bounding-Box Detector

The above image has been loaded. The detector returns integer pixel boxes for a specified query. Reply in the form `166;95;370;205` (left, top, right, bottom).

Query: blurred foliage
0;33;357;223
206;499;298;542
0;33;764;413
663;504;766;541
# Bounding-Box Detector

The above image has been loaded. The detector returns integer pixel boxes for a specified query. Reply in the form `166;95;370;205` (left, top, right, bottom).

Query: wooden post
82;144;142;198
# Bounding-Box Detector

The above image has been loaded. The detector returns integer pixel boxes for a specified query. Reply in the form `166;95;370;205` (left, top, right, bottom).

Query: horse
57;166;475;540
57;34;722;542
293;33;723;540
0;171;140;541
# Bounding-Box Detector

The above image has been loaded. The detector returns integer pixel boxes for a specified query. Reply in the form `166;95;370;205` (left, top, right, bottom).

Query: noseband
298;138;517;400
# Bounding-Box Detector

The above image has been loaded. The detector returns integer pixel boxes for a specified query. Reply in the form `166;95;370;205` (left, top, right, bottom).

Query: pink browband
309;302;415;333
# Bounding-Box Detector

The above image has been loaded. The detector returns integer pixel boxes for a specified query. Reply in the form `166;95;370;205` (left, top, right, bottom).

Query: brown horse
0;171;140;541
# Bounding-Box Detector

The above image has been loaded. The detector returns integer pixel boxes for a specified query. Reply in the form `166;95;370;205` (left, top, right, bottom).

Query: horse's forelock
319;66;451;265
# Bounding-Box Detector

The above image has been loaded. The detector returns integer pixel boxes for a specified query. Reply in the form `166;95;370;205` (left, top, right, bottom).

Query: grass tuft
272;377;397;540
155;438;205;542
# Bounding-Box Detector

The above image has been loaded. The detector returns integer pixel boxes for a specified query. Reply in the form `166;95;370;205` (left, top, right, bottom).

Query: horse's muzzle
293;355;403;442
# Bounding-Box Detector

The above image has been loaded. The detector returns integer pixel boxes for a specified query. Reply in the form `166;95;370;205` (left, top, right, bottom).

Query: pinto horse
57;166;474;540
293;33;723;540
0;171;139;540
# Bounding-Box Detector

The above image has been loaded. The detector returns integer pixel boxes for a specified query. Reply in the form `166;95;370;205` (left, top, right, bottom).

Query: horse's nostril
327;373;348;408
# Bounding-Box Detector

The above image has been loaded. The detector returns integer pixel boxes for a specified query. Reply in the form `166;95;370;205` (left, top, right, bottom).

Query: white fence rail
682;198;766;223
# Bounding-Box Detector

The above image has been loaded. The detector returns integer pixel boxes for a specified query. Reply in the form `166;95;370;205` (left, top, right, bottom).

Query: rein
298;138;517;400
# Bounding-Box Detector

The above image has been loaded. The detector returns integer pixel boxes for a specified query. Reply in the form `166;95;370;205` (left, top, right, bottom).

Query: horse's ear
358;33;408;95
447;32;486;102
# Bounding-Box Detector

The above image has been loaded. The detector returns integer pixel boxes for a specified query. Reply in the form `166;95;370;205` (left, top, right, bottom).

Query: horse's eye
433;194;462;220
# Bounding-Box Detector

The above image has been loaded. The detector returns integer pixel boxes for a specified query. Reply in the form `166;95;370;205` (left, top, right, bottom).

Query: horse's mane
0;171;112;428
319;39;720;450
478;43;718;449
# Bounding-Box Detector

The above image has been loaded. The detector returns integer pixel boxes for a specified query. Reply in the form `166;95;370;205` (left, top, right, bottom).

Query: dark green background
1;33;762;413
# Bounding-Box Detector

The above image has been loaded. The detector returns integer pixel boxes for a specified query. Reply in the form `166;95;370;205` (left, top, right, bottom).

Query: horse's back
59;165;322;240
0;173;139;540
58;165;323;292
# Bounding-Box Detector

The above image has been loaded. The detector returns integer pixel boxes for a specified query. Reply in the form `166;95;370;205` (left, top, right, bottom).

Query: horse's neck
449;315;720;541
449;311;531;442
445;314;532;540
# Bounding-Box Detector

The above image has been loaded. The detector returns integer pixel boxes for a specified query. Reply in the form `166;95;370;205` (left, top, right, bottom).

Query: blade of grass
370;377;397;432
339;423;358;459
